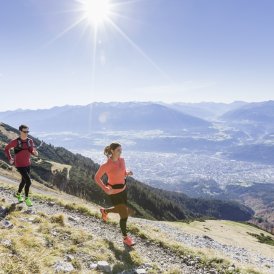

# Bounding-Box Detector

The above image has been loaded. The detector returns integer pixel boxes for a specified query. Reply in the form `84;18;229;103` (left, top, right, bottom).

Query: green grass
247;232;274;246
50;213;65;226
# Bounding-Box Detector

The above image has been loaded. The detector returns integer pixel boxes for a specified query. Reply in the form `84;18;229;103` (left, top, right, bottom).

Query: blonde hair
104;142;121;158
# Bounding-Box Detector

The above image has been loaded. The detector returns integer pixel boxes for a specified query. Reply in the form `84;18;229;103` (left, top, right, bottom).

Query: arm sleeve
4;139;16;160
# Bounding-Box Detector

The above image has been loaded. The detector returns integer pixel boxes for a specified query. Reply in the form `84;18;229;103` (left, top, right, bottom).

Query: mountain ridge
0;102;212;133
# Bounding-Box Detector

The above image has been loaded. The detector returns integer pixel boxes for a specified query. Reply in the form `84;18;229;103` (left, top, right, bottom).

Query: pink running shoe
123;236;136;247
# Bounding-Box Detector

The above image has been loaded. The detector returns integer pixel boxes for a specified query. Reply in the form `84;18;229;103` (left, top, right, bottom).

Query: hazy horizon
0;99;271;112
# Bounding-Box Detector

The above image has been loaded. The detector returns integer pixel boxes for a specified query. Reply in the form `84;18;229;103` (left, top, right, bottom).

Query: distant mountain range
0;100;273;164
0;102;212;133
0;100;273;131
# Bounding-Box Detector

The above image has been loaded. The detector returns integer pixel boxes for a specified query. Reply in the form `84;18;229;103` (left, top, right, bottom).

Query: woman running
95;142;135;247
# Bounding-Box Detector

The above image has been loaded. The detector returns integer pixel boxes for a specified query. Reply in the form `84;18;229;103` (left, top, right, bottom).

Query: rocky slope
1;175;273;274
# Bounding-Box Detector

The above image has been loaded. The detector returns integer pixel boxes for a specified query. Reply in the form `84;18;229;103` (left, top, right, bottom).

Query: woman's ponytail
104;142;121;158
104;145;112;157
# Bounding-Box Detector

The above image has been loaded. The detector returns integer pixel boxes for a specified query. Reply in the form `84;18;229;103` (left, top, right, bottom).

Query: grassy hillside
0;180;272;274
0;122;254;222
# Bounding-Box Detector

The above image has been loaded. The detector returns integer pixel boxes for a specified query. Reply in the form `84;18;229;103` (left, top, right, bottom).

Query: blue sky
0;0;273;110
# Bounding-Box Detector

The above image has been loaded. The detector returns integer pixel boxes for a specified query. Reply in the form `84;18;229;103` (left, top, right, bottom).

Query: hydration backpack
14;137;32;154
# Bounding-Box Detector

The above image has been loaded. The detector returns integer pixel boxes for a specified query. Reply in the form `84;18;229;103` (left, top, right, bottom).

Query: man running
4;124;38;206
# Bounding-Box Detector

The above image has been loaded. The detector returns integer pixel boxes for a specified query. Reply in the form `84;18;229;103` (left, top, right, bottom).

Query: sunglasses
21;130;29;133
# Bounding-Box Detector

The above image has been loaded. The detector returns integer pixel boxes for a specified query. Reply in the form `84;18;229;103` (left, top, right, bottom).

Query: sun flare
82;0;111;25
43;0;169;89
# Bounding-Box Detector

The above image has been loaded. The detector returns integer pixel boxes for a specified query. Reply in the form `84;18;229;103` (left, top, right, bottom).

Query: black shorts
109;188;127;206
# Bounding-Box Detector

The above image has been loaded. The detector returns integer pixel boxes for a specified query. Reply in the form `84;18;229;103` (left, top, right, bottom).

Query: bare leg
105;206;120;214
105;204;128;215
105;205;135;216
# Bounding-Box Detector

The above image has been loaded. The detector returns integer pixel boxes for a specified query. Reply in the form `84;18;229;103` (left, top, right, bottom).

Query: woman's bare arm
95;164;109;193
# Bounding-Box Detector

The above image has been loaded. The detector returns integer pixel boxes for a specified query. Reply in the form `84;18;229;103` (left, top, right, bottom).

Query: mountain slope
220;100;274;123
166;101;248;121
161;180;274;235
0;122;254;222
0;179;272;274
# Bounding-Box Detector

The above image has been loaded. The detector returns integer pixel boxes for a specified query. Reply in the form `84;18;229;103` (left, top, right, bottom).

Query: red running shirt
95;157;127;185
5;138;35;167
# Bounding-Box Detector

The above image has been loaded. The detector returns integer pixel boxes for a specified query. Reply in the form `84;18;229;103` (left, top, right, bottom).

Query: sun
82;0;111;25
43;0;169;86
